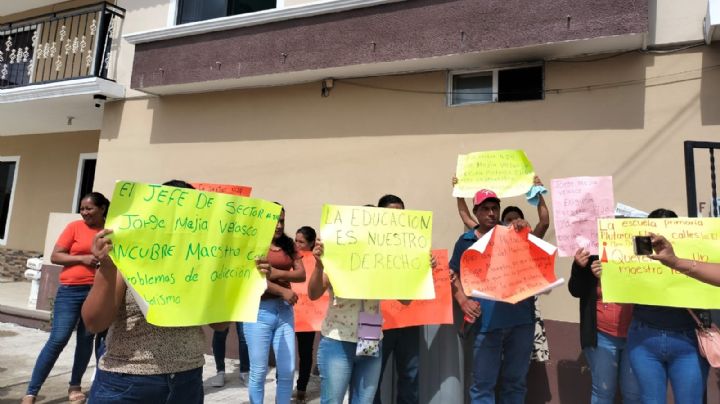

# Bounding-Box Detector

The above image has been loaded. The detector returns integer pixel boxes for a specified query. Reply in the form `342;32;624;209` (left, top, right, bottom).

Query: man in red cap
449;189;535;404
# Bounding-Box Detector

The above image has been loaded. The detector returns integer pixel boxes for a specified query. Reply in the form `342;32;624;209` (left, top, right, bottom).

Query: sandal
20;395;36;404
68;387;86;403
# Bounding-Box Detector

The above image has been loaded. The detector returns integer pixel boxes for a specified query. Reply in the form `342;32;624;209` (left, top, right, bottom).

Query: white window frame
168;0;286;27
71;153;97;213
168;0;179;26
0;156;20;246
447;62;544;107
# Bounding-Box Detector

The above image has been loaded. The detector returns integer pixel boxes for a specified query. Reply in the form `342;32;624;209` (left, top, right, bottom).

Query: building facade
1;0;719;401
0;1;124;279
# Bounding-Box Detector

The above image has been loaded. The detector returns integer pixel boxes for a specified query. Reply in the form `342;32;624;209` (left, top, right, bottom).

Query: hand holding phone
633;236;653;255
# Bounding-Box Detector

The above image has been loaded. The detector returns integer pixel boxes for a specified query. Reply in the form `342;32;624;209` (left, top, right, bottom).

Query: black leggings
296;331;316;391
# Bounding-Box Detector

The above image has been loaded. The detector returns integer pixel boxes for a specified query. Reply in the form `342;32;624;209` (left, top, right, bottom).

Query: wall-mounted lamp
321;78;334;97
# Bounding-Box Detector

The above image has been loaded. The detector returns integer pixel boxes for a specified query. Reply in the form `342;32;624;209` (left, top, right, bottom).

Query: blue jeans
470;323;534;404
88;366;203;403
212;322;250;373
317;336;383;404
26;285;96;396
374;326;419;404
583;331;641;404
627;319;709;404
243;298;295;404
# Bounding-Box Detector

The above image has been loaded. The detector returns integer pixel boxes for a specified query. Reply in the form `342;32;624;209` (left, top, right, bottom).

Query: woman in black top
626;209;708;404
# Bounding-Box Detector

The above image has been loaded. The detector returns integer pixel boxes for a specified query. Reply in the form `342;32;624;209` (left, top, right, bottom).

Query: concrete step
0;303;51;331
0;281;51;330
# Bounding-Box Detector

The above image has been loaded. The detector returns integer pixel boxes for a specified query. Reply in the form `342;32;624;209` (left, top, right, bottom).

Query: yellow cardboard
319;204;434;300
453;150;535;198
599;217;720;309
106;181;281;326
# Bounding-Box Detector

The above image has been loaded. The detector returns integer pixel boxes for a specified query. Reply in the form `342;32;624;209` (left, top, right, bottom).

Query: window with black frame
0;160;18;242
177;0;277;24
74;158;96;213
450;64;544;106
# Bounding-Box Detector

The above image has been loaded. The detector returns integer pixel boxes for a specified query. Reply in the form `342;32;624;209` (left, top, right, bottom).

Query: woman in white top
308;239;383;404
309;202;437;404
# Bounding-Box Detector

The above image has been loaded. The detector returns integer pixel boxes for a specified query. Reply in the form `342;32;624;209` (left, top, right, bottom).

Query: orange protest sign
460;226;561;304
381;250;453;329
292;251;329;332
190;182;252;197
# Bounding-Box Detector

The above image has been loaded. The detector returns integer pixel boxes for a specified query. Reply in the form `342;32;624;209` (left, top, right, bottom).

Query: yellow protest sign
599;218;720;309
319;205;434;300
106;181;282;326
453;150;535;198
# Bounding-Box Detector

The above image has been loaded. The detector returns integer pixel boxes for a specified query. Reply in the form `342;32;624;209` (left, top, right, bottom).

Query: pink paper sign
550;176;615;256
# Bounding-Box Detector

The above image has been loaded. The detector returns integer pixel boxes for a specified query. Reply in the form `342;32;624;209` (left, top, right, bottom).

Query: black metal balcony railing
0;2;125;89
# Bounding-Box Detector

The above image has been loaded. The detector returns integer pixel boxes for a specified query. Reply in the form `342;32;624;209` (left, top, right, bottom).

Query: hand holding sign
92;228;114;265
460;225;561;303
255;257;272;276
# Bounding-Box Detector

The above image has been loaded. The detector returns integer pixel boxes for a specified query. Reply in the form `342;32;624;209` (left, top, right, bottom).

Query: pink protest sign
550;176;615;256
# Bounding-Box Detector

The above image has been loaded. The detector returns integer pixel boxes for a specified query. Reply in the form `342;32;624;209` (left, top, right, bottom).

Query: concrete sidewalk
0;322;325;403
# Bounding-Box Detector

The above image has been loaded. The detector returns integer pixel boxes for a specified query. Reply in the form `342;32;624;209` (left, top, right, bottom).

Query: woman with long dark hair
23;192;110;404
244;206;306;403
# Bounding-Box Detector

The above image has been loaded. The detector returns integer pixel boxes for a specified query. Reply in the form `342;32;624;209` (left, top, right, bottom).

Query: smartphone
633;236;653;255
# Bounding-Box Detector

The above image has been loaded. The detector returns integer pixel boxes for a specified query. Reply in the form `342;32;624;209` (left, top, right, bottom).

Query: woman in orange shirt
294;225;318;403
22;192;109;404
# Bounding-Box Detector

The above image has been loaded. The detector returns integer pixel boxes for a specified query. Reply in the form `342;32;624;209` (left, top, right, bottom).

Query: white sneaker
210;371;225;387
239;372;249;387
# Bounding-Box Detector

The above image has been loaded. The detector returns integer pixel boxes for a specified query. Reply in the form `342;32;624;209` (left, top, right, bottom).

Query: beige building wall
95;44;720;323
649;0;707;45
115;0;174;98
0;131;100;251
12;0;709;98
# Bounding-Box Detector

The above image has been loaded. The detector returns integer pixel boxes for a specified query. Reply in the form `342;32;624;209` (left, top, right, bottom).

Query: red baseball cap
473;189;500;206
